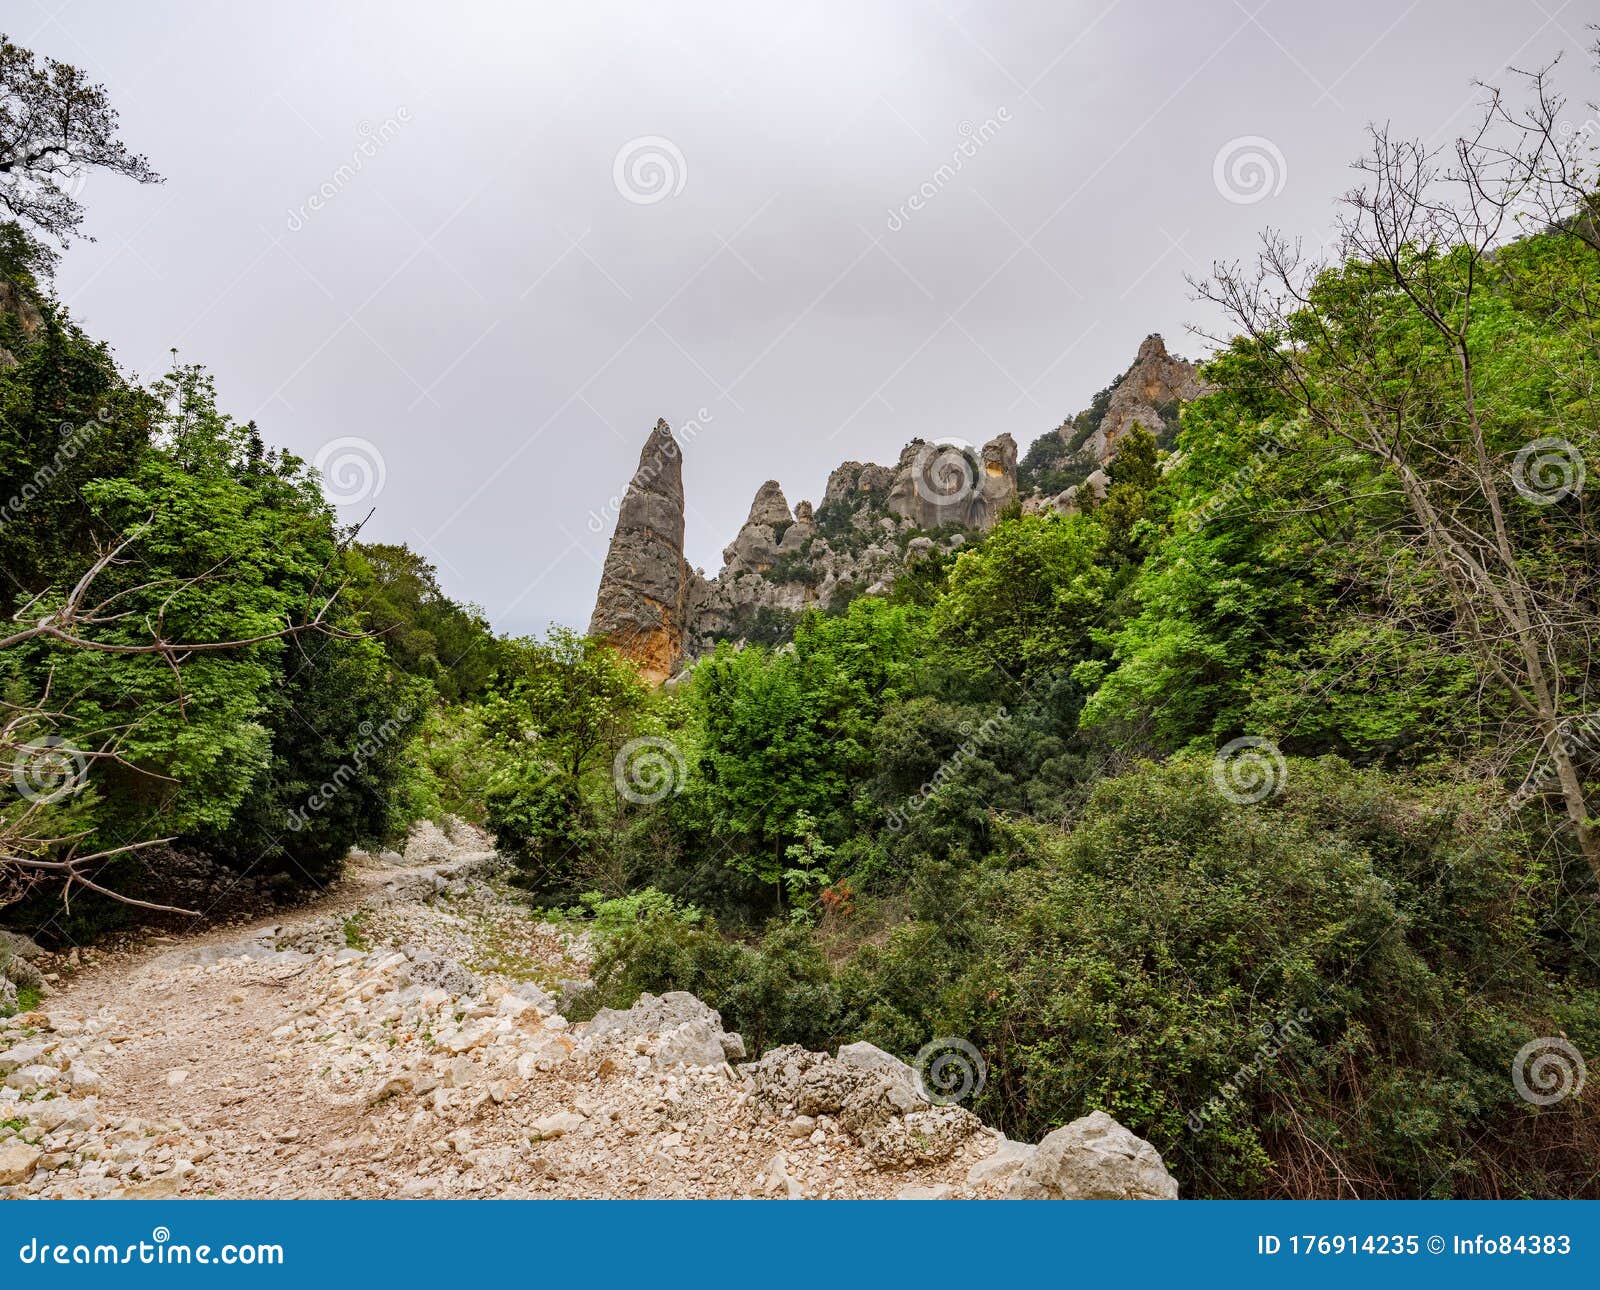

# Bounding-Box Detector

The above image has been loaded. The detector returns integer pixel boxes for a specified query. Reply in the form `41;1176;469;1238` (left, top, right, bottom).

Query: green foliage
473;628;655;897
933;508;1109;683
686;598;925;904
1016;426;1087;496
1;283;449;918
345;543;496;702
580;908;843;1055
549;887;703;945
601;755;1600;1197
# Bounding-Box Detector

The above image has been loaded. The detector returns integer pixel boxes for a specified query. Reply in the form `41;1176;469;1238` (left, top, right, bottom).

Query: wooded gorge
4;30;1600;1199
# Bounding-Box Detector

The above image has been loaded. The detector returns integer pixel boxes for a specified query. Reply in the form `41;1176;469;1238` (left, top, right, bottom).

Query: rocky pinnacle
588;419;688;684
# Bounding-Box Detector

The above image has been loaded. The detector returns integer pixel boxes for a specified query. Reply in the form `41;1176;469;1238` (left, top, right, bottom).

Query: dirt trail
1;829;1013;1199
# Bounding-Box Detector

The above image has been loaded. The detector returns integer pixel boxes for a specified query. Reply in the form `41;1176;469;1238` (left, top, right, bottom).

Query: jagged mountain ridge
590;334;1208;682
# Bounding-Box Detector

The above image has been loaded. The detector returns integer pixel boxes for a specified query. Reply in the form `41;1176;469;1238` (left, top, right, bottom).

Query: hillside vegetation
3;33;1599;1198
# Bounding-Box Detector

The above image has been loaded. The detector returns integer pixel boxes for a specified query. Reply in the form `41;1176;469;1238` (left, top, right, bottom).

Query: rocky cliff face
590;335;1208;682
0;275;45;370
1079;333;1208;460
587;420;689;685
683;433;1017;660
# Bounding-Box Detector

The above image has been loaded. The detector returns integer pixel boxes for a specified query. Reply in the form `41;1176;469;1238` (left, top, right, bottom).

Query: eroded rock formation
1080;333;1209;460
589;335;1204;681
587;419;689;685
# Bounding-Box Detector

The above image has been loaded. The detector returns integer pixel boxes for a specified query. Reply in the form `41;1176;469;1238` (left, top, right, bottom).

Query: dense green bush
596;756;1600;1197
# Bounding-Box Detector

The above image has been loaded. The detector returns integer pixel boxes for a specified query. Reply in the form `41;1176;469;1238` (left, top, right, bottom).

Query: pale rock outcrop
0;275;45;369
1080;334;1209;460
1;931;44;1013
886;434;1018;531
1004;1110;1179;1199
588;420;689;684
0;1142;42;1186
966;1132;1035;1186
740;1043;981;1168
678;432;1017;658
579;990;746;1068
721;480;795;574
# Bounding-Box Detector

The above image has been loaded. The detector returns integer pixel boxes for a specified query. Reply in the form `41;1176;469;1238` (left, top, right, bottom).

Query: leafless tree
1195;44;1600;882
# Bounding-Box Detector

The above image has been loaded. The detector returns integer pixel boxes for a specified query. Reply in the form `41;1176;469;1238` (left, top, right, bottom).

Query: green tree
932;509;1109;684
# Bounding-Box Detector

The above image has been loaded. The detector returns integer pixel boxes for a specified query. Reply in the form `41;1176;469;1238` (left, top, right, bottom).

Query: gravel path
1;829;1008;1199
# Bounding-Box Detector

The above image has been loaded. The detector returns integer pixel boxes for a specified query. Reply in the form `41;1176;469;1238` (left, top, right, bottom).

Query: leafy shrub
595;755;1600;1198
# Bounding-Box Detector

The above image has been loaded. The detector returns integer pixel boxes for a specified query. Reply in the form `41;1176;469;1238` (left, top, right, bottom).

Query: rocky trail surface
1;822;1178;1200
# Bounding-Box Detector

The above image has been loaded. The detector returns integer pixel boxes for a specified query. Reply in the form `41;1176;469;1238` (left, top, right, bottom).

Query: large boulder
399;948;479;998
836;1040;924;1104
1005;1110;1179;1200
741;1043;981;1168
580;991;745;1067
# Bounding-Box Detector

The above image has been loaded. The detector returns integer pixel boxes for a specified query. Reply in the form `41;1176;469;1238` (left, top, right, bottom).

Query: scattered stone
0;1143;43;1186
532;1112;585;1141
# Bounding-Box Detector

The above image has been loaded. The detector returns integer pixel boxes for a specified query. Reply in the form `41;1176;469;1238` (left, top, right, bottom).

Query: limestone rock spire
588;418;688;684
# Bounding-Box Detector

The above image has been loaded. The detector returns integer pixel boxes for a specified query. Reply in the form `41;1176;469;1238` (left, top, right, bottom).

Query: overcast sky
19;0;1590;634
